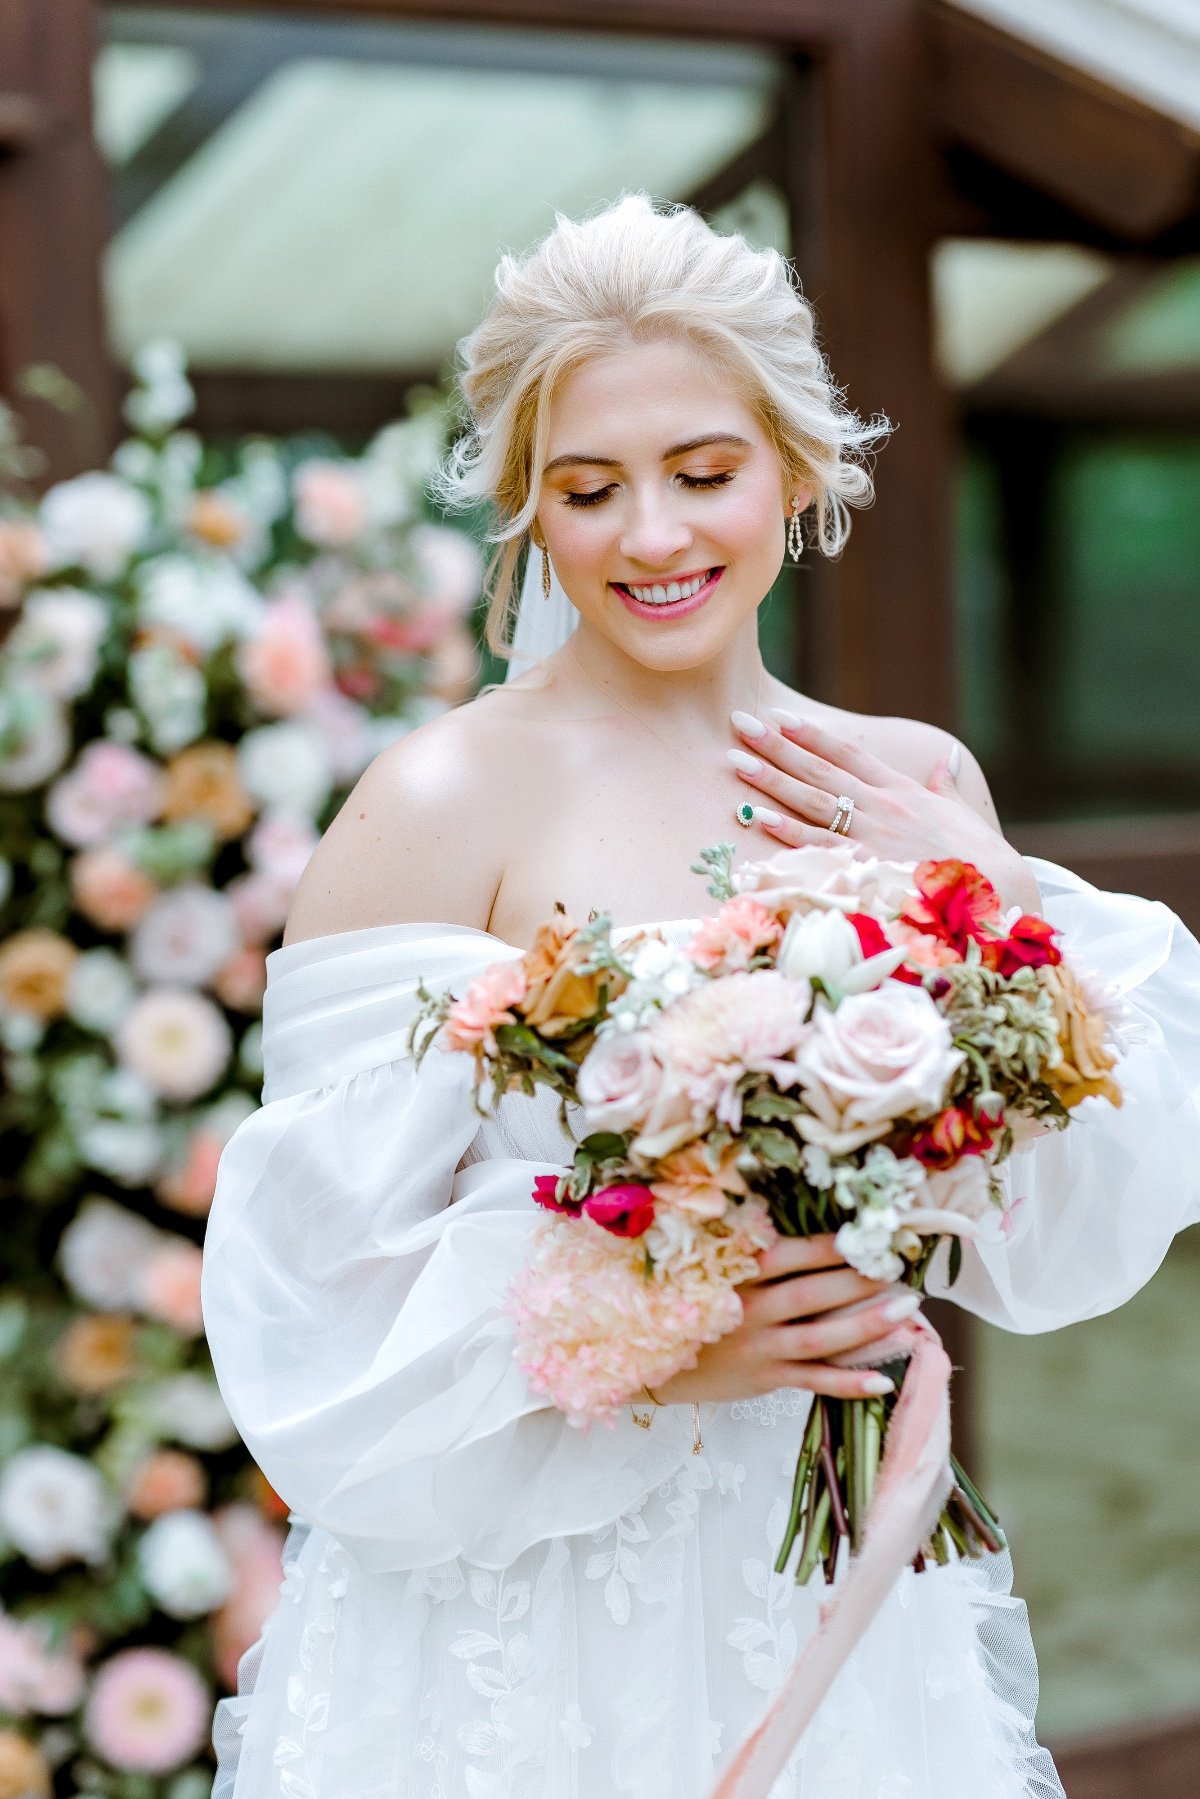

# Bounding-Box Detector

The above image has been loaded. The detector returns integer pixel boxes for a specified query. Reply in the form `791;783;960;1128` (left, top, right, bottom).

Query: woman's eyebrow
543;433;753;474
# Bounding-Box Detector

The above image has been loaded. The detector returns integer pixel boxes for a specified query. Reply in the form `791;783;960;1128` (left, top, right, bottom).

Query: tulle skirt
212;1390;1064;1799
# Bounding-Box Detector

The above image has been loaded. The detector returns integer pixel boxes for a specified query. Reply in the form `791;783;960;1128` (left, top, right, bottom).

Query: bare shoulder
283;695;524;946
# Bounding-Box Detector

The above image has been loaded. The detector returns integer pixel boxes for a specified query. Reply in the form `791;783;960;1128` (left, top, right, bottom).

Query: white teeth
625;570;713;604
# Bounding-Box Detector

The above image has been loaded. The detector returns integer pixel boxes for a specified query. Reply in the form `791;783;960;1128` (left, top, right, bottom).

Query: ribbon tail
706;1325;953;1799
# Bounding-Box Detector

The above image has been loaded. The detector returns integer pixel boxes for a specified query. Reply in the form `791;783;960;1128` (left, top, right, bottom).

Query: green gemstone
737;801;755;826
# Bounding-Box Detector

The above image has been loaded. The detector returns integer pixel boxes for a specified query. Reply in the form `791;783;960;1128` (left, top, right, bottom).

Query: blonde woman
202;197;1200;1798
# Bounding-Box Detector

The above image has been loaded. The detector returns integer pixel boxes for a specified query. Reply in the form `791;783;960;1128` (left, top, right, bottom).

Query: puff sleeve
200;922;694;1575
926;857;1200;1331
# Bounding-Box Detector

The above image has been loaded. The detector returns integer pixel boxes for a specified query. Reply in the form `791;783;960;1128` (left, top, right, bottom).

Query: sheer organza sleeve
200;923;694;1574
926;856;1200;1332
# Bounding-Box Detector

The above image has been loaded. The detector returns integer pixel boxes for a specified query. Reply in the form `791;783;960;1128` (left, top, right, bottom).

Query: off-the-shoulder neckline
267;915;701;974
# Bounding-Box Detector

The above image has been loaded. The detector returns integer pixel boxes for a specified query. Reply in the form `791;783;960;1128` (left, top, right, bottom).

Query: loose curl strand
433;193;891;658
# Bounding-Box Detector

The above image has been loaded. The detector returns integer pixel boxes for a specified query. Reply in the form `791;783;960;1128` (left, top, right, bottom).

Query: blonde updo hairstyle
437;194;890;657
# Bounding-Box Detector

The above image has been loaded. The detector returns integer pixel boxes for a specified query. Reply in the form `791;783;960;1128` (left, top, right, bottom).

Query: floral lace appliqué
728;1390;811;1428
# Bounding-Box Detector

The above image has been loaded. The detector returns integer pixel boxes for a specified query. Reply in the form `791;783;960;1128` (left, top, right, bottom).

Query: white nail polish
753;806;783;827
766;707;802;731
883;1294;921;1322
861;1373;895;1395
731;710;766;739
947;741;962;779
727;748;762;775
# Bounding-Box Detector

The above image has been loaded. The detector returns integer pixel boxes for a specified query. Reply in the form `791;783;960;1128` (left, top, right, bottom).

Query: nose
617;487;693;571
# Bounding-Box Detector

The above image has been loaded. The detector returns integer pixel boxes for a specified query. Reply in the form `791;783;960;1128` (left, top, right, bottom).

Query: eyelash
561;471;735;510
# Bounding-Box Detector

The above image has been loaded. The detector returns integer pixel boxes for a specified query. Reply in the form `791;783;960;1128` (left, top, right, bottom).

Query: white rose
577;1031;664;1135
0;693;70;792
66;949;136;1032
40;473;151;581
130;885;240;986
129;642;206;755
58;1196;159;1309
733;843;916;917
777;907;860;985
6;588;109;700
237;720;332;817
77;1119;163;1186
143;1373;239;1451
137;1510;233;1618
0;1446;116;1570
793;984;964;1155
923;1156;992;1223
117;987;232;1102
136;554;264;656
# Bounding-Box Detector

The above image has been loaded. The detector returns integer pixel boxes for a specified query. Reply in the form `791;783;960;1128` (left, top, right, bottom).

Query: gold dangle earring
787;495;804;565
538;540;552;600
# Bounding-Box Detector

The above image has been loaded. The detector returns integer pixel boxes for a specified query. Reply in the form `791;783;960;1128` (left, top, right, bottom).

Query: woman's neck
554;616;777;738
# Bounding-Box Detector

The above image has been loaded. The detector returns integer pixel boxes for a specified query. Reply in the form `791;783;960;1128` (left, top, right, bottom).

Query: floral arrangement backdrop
0;346;481;1799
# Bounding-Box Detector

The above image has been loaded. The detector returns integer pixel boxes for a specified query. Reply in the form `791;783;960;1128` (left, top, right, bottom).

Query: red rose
532;1174;582;1217
910;1103;1000;1169
982;914;1062;978
583;1183;657;1238
900;859;1003;951
847;913;922;985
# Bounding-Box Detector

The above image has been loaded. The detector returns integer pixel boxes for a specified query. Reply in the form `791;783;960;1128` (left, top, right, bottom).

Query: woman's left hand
728;708;1042;915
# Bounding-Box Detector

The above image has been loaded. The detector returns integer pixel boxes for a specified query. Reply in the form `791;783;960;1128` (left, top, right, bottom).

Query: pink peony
71;846;159;931
137;1238;204;1335
84;1646;209;1773
687;895;782;973
46;741;165;847
583;1183;656;1238
236;594;331;716
126;1450;207;1521
209;1504;286;1691
116;988;232;1102
293;460;369;547
442;959;528;1055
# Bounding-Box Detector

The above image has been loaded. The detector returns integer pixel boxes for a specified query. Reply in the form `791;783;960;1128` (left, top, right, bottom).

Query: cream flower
116;987;232;1102
130;885;240;986
58;1197;160;1310
137;1510;232;1618
792;984;963;1154
732;842;916;918
776;906;860;985
0;1445;117;1570
5;588;109;699
40;472;151;580
576;1030;664;1134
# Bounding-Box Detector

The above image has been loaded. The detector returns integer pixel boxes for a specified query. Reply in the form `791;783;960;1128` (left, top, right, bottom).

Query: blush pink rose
792;982;964;1154
442;960;528;1055
293;461;369;547
137;1239;204;1336
84;1647;209;1773
236;594;331;716
226;870;292;945
576;1031;664;1135
71;846;159;930
156;1130;224;1217
0;1612;86;1716
47;742;165;847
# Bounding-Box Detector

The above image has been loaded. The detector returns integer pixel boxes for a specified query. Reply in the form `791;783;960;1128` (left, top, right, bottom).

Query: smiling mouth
611;567;723;607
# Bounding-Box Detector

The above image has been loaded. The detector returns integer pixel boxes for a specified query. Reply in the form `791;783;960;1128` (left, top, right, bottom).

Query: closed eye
561;471;735;510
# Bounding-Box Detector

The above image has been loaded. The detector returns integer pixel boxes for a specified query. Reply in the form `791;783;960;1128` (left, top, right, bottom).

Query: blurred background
0;2;1197;1796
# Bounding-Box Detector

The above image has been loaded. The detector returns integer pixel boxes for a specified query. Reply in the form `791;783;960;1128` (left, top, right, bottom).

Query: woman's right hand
653;1234;921;1405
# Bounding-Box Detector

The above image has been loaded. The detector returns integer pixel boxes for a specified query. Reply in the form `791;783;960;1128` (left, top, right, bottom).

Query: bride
201;196;1200;1798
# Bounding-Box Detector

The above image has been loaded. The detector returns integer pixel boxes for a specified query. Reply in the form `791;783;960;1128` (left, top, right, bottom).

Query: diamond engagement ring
830;794;855;836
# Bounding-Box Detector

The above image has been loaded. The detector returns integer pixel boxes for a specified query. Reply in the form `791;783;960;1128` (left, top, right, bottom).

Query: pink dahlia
84;1647;209;1773
686;895;782;973
442;959;527;1055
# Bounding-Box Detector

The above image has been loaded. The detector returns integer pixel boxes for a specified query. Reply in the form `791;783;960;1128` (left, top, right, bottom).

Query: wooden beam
0;0;118;481
928;1;1200;241
125;0;848;40
1012;812;1200;938
1051;1712;1200;1799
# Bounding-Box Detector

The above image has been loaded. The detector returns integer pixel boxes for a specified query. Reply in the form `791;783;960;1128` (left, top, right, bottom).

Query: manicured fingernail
727;748;762;775
947;741;962;778
731;710;767;739
766;707;803;731
883;1294;921;1322
752;805;782;827
862;1373;895;1395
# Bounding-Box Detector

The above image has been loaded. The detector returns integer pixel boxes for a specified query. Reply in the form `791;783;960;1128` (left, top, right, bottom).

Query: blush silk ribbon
706;1321;954;1799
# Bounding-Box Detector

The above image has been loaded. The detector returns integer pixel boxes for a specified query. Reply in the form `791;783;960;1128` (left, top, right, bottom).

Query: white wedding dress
201;857;1200;1799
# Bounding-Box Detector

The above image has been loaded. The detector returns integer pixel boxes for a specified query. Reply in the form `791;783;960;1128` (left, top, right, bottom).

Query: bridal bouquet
413;842;1123;1584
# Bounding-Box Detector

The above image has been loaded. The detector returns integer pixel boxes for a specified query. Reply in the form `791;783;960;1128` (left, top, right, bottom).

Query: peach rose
212;946;267;1013
1041;962;1122;1109
0;1730;51;1798
126;1449;207;1521
162;741;256;841
56;1315;137;1395
186;491;248;550
157;1130;224;1217
0;521;49;608
522;917;622;1038
0;929;77;1020
70;845;159;931
236;594;330;717
649;1141;748;1221
293;461;369;547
